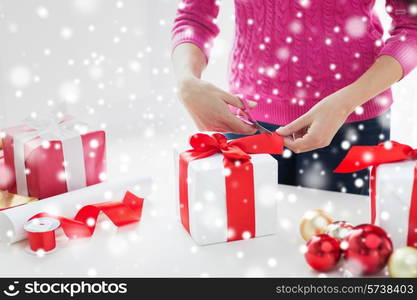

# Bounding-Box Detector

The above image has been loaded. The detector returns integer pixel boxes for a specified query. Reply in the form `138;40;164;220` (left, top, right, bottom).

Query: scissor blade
239;98;273;135
255;123;273;135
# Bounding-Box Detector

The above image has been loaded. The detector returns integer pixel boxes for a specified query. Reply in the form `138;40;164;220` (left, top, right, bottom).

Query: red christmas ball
304;234;341;272
343;224;393;275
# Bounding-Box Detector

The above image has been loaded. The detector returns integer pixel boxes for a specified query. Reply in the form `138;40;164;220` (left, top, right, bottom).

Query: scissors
238;98;273;135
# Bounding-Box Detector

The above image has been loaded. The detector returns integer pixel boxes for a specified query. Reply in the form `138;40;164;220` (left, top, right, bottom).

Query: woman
171;0;417;194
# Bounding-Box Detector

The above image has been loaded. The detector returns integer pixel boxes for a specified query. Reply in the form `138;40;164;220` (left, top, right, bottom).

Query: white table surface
0;135;381;278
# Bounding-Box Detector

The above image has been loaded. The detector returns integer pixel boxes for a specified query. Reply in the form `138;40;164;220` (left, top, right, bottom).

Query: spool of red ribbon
24;217;61;252
24;191;144;253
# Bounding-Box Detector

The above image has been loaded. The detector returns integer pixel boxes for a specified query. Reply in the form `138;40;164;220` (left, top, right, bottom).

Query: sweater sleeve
378;0;417;78
171;0;220;61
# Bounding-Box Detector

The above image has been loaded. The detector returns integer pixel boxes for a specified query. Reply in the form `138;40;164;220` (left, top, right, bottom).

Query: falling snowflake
72;0;100;14
10;66;32;88
345;16;366;38
59;81;80;103
36;6;49;19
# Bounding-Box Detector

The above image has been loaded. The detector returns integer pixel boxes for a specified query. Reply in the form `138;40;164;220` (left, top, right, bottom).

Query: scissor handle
240;97;250;110
240;98;257;123
238;99;273;135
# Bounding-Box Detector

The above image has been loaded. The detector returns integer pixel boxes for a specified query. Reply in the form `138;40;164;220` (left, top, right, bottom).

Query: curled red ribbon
334;141;417;247
26;191;144;252
179;132;283;242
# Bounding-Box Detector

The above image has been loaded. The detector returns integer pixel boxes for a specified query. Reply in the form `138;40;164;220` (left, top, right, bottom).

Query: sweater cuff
171;27;215;63
378;35;417;79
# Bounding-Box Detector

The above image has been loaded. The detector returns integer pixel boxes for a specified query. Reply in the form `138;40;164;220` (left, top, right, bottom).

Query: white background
0;0;416;144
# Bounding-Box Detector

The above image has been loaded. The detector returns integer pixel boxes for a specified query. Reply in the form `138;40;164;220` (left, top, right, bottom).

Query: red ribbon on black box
335;141;417;247
179;132;283;242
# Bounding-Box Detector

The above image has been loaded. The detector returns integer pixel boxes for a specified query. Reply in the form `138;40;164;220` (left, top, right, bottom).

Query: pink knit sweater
172;0;417;125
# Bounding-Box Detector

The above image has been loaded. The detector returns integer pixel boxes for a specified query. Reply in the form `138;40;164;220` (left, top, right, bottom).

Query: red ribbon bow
179;132;283;242
335;141;417;247
334;141;417;173
187;132;283;160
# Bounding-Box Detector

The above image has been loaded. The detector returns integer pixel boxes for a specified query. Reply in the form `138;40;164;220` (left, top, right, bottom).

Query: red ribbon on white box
335;141;417;247
11;117;88;196
179;132;283;243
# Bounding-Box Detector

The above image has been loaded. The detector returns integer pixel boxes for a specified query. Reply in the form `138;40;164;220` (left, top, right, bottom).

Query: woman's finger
222;93;244;108
294;127;308;140
236;108;251;120
283;121;327;153
283;125;322;153
223;114;257;135
223;93;257;109
243;98;258;109
283;135;315;153
275;114;311;136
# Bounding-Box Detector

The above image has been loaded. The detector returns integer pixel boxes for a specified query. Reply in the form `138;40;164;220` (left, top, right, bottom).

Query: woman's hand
276;88;355;153
172;43;257;134
276;55;403;153
178;76;257;134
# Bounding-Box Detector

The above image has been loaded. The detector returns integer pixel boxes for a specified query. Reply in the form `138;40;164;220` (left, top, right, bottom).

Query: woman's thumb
276;117;308;136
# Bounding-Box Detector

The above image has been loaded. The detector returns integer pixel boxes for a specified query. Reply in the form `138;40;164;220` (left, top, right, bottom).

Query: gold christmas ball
388;247;417;278
299;209;334;241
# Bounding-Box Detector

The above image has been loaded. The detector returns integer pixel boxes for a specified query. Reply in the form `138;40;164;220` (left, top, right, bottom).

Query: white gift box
174;148;278;246
374;160;417;248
